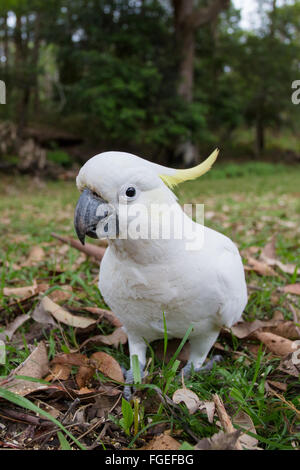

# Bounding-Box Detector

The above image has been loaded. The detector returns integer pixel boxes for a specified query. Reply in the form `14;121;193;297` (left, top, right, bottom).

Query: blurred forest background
0;0;300;175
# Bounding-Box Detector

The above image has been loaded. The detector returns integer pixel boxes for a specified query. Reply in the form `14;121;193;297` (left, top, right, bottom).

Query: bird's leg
182;330;221;378
123;337;146;401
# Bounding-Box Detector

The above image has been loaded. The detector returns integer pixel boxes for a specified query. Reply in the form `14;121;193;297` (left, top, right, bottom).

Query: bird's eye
125;187;136;198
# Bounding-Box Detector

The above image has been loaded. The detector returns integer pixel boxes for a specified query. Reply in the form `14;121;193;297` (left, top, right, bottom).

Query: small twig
76;417;105;441
0;409;52;426
62;398;81;424
248;285;265;292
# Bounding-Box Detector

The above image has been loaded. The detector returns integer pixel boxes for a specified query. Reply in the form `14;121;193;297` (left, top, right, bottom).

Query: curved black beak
74;188;109;245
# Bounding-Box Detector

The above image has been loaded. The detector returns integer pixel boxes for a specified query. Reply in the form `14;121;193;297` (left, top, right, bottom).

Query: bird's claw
182;354;223;378
123;362;145;401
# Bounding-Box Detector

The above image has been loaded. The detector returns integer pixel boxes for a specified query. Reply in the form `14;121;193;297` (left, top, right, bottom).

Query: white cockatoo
74;150;247;394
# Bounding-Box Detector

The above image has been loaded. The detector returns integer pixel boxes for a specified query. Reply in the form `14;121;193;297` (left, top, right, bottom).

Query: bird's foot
182;354;223;379
123;362;145;401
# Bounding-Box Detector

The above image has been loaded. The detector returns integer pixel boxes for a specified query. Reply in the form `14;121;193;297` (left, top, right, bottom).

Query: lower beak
74;188;110;245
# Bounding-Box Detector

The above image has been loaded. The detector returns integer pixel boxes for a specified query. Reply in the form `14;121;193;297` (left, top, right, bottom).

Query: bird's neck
108;206;201;264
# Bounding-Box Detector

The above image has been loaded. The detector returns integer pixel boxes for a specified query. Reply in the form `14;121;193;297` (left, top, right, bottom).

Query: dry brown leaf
33;296;97;328
49;285;73;303
213;394;242;450
195;430;243;450
199;401;215;424
90;351;124;382
261;236;276;260
172;388;200;414
1;342;49;396
268;260;299;276
282;284;300;296
76;366;95;389
82;307;122;327
3;281;38;298
253;330;297;356
80;328;128;349
45;363;72;382
21;246;45;267
277;353;300;378
268;321;300;341
230;319;275;339
245;256;277;277
52;353;89;367
0;314;30;342
266;380;287;392
139;433;181;450
260;238;300;275
232;411;259;450
231;317;300;341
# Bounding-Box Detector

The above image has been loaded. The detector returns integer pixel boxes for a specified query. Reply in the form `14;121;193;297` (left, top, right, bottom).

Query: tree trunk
255;115;265;157
172;0;229;165
174;0;195;103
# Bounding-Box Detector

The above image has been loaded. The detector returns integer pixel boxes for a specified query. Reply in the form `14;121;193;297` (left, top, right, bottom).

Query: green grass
0;163;300;450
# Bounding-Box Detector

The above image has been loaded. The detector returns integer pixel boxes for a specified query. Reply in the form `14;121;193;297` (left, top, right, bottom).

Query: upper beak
74;188;109;245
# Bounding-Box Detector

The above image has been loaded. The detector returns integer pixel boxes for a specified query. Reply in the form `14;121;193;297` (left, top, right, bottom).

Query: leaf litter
1;225;300;450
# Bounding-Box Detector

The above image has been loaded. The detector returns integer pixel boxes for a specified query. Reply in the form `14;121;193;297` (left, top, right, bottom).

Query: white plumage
75;151;247;382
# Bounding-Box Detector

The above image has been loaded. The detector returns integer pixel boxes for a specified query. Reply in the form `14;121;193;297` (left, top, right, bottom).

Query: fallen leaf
232;411;259;450
90;351;124;382
82;307;122;327
139;433;181;450
0;314;30;342
52;353;89;367
253;331;297;356
260;238;300;275
172;388;200;414
213;394;242;450
245;256;277;277
21;246;45;267
1;342;49;396
230;317;300;341
261;236;276;260
268;321;300;341
80;328;128;349
49;285;73;303
199;401;215;424
277;353;300;378
76;366;95;389
230;319;276;339
195;430;243;450
3;282;38;298
33;296;97;328
266;380;287;392
45;363;72;382
282;284;300;296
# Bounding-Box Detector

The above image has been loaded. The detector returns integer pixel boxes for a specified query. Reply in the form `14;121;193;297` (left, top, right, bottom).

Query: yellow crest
159;148;219;189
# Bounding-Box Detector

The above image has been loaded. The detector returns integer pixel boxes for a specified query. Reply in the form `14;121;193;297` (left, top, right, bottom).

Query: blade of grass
57;431;72;450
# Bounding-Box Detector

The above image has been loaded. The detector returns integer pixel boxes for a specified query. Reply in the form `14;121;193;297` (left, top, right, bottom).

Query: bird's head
74;150;219;245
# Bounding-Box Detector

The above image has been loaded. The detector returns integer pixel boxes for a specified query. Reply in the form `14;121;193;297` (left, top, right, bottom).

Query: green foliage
47;150;71;167
0;1;300;160
119;398;134;436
